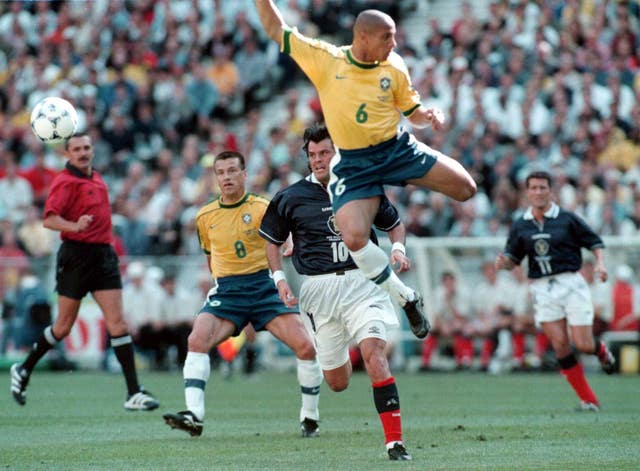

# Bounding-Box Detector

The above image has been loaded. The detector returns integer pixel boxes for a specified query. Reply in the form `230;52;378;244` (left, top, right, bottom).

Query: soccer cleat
402;292;430;339
163;410;203;437
575;401;600;412
387;442;412;461
300;417;319;438
10;363;30;406
598;344;615;375
124;389;160;411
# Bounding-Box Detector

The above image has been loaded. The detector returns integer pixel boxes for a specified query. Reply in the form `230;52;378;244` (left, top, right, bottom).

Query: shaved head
353;9;395;35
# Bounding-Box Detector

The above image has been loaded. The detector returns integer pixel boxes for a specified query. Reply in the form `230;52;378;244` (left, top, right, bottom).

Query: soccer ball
30;97;79;144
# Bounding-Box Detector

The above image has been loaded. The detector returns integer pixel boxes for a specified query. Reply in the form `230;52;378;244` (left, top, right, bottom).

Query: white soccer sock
183;352;211;421
349;241;415;305
297;358;322;422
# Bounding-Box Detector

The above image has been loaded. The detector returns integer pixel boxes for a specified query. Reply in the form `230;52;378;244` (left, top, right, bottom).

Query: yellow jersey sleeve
282;28;422;150
195;194;270;278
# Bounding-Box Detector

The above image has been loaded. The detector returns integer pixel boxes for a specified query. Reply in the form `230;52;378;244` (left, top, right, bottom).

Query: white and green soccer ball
30;96;79;144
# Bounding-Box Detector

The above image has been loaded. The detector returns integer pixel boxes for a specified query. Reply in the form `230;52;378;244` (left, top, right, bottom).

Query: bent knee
341;232;369;252
327;379;349;392
294;342;316;361
187;333;209;352
453;178;477;202
574;339;595;354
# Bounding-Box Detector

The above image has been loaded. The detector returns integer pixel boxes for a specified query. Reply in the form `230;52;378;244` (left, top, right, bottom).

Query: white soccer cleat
124;389;160;411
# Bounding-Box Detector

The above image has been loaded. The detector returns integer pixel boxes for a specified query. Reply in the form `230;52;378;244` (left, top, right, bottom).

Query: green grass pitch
2;370;639;470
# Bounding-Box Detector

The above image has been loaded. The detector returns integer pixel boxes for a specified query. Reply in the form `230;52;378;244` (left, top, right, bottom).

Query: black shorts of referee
55;240;123;300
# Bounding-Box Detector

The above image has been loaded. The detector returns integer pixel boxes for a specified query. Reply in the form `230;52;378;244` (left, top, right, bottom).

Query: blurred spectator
420;271;473;371
185;61;219;121
18;146;58;209
0;159;33;224
470;260;514;371
159;272;195;368
610;264;640;332
16;205;55;259
122;261;167;370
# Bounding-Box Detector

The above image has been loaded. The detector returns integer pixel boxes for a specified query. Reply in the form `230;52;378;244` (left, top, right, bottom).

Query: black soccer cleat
388;442;412;461
10;363;30;406
163;410;203;437
598;343;615;375
300;417;319;438
402;292;430;339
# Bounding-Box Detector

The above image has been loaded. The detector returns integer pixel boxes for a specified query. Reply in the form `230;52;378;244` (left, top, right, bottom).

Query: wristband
391;242;406;255
272;270;287;288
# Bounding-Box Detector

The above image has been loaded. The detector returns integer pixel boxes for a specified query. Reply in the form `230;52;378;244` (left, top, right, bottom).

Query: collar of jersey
218;192;248;208
306;173;331;193
65;161;93;179
523;202;559;220
346;48;380;69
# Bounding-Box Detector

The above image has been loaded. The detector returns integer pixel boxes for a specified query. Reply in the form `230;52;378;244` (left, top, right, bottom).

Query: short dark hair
214;150;245;170
64;132;90;150
526;170;553;188
302;123;332;156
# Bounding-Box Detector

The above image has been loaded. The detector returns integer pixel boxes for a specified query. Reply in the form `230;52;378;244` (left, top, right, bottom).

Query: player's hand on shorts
76;214;93;232
390;251;411;273
277;282;297;308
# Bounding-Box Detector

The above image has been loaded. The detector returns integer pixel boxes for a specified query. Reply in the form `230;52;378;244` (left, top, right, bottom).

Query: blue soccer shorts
329;130;439;212
199;269;298;334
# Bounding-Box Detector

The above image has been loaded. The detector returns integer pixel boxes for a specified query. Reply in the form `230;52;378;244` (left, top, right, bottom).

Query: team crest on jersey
327;215;341;236
242;213;252;224
534;239;549;256
380;77;391;90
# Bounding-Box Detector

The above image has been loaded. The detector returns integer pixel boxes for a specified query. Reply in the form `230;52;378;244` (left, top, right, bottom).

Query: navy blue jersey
259;175;400;276
504;203;604;279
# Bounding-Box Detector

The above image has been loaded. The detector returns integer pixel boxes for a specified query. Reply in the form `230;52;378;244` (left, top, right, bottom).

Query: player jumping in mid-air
254;0;476;340
260;124;414;460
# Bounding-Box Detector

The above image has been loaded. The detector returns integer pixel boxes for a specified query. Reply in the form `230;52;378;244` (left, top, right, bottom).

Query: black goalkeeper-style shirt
259;174;400;276
504;203;604;279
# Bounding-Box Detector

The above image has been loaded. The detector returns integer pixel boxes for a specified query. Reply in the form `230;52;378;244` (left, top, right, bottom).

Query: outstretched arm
254;0;288;46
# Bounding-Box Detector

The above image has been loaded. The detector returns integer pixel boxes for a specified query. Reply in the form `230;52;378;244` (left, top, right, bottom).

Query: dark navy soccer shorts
199;269;298;334
329;130;438;212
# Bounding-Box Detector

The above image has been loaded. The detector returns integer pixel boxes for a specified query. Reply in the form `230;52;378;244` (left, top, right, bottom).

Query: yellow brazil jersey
282;27;421;150
195;193;270;278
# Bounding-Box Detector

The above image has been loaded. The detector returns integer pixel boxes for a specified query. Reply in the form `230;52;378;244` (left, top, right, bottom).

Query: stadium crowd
1;0;640;370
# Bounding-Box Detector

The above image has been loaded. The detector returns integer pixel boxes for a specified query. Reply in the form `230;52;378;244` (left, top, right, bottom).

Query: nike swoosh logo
335;75;347;79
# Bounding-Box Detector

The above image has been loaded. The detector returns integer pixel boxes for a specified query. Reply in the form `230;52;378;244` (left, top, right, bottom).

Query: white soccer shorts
298;269;398;370
530;272;594;326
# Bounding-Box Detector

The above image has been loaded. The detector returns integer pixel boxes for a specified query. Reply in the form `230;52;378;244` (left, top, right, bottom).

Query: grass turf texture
2;370;638;470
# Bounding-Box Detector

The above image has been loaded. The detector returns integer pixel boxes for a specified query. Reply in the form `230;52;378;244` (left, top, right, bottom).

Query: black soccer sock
22;326;59;372
244;344;257;375
111;335;140;396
